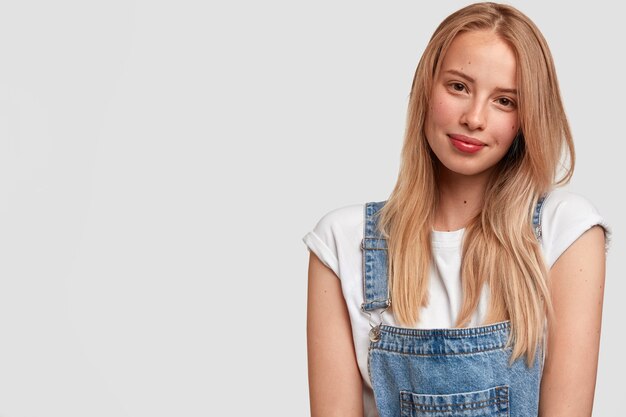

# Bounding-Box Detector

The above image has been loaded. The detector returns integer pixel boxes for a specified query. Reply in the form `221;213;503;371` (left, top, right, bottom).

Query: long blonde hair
377;2;575;367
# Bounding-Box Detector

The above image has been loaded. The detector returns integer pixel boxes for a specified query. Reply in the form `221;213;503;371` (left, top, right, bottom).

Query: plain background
0;1;622;416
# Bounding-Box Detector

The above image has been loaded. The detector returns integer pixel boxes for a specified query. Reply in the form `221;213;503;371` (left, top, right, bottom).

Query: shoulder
310;203;365;239
302;203;365;279
542;188;597;213
540;188;610;268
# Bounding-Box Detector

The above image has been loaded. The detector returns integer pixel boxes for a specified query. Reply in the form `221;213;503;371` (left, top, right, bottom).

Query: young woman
303;3;610;417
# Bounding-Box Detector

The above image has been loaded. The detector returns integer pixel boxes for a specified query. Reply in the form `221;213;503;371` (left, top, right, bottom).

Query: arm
538;225;607;417
307;252;363;417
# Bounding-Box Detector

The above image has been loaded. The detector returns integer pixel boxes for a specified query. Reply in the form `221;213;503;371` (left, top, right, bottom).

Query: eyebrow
444;69;518;95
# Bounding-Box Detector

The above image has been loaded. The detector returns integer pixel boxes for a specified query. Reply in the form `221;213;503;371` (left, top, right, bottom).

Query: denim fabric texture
362;196;547;417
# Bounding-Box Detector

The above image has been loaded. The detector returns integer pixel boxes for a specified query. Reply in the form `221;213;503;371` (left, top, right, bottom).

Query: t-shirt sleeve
540;189;611;269
302;210;343;279
302;204;363;278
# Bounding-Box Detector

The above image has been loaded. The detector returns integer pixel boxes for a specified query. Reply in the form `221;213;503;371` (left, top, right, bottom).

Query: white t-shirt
302;188;609;417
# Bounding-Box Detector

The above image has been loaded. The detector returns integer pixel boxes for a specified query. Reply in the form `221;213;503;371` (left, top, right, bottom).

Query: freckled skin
424;30;519;179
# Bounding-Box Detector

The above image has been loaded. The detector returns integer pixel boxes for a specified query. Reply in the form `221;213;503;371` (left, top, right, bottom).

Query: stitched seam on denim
400;395;508;410
362;203;368;309
400;401;507;412
400;386;508;400
504;383;510;417
378;328;507;338
363;300;390;307
378;322;509;337
366;342;374;391
498;393;511;417
401;392;508;405
370;344;508;356
362;238;387;250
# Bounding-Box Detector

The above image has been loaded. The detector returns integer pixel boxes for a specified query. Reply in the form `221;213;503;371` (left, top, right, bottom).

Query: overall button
369;326;381;342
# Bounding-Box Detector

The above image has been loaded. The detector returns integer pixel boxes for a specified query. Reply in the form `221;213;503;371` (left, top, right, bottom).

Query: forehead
439;30;517;86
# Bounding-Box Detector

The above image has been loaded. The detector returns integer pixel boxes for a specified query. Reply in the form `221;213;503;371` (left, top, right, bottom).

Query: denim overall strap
533;193;548;242
361;194;547;313
532;192;549;372
361;201;390;312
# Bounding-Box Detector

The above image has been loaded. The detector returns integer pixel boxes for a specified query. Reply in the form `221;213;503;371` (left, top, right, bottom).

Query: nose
460;99;486;131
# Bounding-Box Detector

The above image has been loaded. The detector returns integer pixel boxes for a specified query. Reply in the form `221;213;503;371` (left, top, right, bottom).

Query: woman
303;2;610;417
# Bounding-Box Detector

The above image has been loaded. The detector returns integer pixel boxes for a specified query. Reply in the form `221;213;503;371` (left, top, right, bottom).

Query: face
424;30;519;179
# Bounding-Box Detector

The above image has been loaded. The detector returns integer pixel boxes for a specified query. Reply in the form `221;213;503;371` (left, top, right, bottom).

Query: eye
497;97;516;108
450;82;466;92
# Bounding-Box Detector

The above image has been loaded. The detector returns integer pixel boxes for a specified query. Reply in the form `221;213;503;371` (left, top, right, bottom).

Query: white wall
0;1;621;416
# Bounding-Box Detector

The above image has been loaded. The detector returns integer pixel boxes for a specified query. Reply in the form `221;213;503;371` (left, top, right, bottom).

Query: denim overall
361;196;547;417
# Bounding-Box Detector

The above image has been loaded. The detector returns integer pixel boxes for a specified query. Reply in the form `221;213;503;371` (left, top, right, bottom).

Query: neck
433;166;492;232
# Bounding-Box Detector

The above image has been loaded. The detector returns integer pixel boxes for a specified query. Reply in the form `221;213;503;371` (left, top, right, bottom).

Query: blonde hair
377;2;575;367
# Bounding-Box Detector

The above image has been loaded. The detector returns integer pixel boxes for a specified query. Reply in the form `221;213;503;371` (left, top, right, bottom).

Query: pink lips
448;134;486;154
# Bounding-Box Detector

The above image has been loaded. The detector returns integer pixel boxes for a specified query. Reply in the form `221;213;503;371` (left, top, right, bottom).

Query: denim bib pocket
399;385;509;417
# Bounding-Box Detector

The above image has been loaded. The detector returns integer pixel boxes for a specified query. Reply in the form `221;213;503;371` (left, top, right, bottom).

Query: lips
448;134;485;146
448;134;486;154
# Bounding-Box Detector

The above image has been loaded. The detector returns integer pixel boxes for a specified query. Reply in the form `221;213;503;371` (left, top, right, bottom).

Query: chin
438;159;495;178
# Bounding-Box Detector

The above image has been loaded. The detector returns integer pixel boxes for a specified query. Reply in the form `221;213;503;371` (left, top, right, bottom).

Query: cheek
428;90;456;130
493;116;519;148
